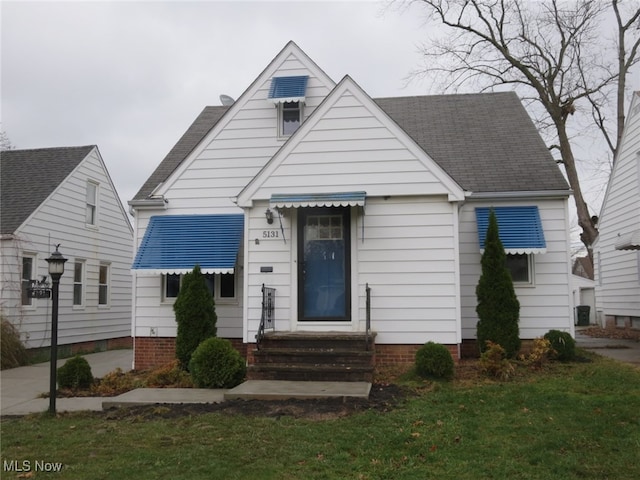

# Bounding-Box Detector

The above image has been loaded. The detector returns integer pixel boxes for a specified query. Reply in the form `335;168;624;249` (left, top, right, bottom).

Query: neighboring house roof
133;106;229;201
0;145;95;234
132;92;569;202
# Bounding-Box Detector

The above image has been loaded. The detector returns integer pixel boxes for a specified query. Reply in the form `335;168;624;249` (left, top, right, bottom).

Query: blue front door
298;207;351;321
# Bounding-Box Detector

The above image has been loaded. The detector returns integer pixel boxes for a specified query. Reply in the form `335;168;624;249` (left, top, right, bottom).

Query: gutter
466;190;572;201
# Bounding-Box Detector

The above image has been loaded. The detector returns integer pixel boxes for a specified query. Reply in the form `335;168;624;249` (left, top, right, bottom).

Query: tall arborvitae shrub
174;265;217;369
476;209;521;358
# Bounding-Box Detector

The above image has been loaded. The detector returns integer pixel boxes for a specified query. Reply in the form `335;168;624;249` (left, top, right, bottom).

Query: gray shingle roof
132;106;229;200
375;92;568;193
1;146;95;234
132;91;569;202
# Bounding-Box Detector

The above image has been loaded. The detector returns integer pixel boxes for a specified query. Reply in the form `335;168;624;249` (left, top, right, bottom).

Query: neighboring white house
0;146;133;353
593;91;640;330
129;42;573;370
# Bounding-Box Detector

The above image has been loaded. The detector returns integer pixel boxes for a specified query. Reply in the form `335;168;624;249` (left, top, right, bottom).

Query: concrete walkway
1;334;637;416
575;331;640;367
1;349;370;416
0;349;134;416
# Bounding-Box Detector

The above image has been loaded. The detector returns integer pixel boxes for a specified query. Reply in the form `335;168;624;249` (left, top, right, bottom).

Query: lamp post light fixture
45;244;67;415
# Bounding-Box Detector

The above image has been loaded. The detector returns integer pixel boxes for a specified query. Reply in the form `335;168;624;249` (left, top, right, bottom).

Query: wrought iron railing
365;283;372;351
256;284;275;350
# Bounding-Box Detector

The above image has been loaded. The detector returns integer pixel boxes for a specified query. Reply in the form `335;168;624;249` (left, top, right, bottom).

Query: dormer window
268;75;308;137
281;101;303;136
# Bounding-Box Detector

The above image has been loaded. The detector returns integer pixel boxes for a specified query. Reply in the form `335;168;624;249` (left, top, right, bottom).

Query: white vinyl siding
459;198;573;340
132;47;332;339
4;148;133;348
243;196;460;345
594;94;640;319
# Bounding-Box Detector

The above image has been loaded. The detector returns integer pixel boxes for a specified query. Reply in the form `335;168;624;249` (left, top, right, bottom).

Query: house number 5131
262;230;279;238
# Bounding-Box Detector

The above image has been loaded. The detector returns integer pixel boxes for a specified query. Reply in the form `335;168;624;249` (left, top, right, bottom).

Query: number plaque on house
27;279;52;299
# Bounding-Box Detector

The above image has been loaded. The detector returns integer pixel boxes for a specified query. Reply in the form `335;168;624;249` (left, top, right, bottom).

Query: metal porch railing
256;284;275;350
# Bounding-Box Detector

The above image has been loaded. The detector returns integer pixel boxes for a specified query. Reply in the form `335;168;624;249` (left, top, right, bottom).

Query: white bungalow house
0;146;133;355
129;42;573;373
593;91;640;330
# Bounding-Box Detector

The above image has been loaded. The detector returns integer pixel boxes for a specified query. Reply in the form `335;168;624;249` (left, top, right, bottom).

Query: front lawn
2;352;639;480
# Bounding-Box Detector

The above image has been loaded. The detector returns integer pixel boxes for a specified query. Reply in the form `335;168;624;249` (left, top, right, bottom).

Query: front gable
237;76;464;207
151;41;336;206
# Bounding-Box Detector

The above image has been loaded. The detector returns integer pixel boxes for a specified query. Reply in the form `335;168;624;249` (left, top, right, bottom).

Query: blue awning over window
270;191;366;208
475;206;546;254
267;75;309;103
132;214;244;275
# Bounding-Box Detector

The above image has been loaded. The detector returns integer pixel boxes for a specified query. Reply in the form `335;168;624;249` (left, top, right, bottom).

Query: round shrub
57;355;93;389
188;338;246;388
415;342;455;380
544;330;576;361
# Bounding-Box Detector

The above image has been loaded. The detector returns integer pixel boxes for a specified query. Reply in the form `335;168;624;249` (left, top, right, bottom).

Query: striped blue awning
270;192;366;208
475;206;546;254
267;76;309;103
132;214;244;275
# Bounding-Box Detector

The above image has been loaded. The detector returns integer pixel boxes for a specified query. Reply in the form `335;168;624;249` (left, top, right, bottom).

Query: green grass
2;353;639;479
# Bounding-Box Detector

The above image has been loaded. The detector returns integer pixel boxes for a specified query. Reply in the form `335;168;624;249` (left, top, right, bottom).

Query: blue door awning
267;75;309;103
475;206;546;254
270;191;366;208
132;214;244;275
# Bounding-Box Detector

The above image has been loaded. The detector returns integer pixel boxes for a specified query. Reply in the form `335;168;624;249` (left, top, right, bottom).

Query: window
506;254;533;284
73;261;85;306
220;273;235;298
162;273;234;300
21;256;34;306
279;101;302;136
86;181;98;225
164;274;181;300
98;264;109;305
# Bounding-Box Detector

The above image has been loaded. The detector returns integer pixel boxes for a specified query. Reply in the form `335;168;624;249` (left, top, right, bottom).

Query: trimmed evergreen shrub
476;209;521;358
57;355;93;389
544;330;576;361
415;342;455;380
188;337;246;388
1;319;28;370
174;265;217;369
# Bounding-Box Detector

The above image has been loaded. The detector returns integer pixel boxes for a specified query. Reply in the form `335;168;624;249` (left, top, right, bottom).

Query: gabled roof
134;91;568;202
374;92;569;193
1;146;95;234
132;106;229;201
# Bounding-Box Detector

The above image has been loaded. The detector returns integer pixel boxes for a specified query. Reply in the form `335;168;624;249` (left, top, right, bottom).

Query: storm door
298;207;351;321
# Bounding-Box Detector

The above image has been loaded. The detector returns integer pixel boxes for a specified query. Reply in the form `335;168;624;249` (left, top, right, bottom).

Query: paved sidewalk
1;349;133;416
575;331;640;367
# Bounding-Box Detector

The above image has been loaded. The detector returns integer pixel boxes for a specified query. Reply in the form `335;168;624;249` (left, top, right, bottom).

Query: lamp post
46;245;67;415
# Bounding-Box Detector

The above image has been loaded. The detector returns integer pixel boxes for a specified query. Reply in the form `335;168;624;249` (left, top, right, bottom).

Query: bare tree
0;130;14;151
410;0;639;260
587;0;640;158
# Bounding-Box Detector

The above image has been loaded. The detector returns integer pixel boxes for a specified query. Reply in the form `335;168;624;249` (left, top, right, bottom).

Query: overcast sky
2;0;638;248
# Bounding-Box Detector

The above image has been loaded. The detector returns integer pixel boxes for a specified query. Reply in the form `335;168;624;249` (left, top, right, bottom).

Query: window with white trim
162;273;235;300
279;101;303;137
86;181;98;225
73;261;85;306
98;264;109;305
21;256;35;306
506;253;534;284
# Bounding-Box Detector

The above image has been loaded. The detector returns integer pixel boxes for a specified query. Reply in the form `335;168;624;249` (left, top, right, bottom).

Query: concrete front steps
248;331;375;382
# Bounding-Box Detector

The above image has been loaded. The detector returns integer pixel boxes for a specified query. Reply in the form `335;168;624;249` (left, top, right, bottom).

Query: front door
298;207;351;321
